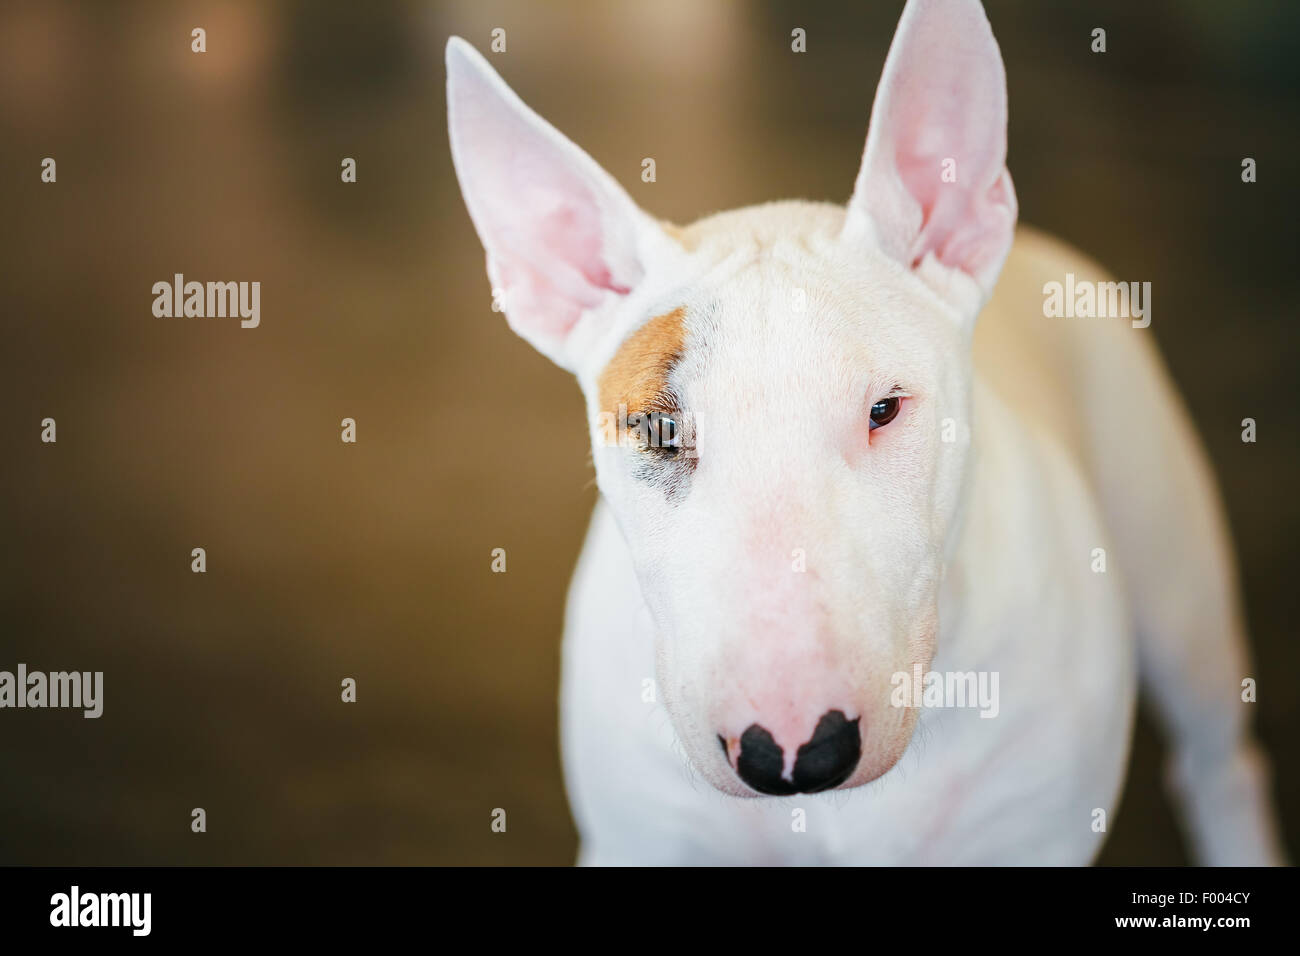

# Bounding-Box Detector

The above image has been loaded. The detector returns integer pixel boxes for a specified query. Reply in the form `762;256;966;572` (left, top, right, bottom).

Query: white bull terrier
446;0;1285;865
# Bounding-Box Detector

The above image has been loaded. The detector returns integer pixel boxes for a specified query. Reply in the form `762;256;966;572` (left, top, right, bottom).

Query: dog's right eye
628;411;680;456
653;415;680;452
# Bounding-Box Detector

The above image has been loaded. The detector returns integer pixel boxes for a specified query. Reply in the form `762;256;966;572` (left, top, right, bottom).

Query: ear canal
843;0;1018;305
445;37;660;369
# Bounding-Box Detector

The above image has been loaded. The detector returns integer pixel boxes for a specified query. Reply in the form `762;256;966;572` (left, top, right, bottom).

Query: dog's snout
727;710;861;795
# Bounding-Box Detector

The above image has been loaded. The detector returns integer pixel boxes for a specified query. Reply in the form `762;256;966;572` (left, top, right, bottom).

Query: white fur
446;0;1285;865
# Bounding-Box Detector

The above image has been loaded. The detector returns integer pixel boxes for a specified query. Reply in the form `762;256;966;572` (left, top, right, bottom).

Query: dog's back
978;228;1284;864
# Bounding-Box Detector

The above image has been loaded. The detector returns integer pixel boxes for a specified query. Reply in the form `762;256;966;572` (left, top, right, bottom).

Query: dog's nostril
792;710;861;793
732;710;861;794
735;724;799;795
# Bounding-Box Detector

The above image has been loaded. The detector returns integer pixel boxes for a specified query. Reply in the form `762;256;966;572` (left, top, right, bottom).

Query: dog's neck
935;375;1008;670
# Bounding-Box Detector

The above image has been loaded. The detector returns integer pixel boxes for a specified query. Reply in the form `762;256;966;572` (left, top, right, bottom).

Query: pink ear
446;38;652;367
844;0;1017;302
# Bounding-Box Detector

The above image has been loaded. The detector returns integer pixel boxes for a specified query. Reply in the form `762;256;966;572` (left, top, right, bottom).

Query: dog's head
447;0;1016;796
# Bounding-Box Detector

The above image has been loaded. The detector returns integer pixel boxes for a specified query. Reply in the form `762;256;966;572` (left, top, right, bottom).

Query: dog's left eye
869;397;901;430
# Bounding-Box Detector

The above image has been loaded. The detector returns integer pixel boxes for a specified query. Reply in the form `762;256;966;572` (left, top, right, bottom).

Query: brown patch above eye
598;307;687;419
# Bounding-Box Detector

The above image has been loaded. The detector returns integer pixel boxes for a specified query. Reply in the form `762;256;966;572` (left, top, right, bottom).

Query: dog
446;0;1285;864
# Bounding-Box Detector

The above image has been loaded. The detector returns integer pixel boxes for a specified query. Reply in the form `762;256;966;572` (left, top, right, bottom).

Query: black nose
730;710;861;795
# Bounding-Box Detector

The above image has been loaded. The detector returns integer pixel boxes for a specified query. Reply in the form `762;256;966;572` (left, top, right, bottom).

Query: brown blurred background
0;0;1296;865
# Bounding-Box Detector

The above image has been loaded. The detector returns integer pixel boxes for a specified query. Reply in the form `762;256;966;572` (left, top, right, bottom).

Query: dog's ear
843;0;1017;311
446;37;665;370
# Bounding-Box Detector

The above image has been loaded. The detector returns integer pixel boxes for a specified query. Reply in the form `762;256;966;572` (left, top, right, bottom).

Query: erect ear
446;37;667;371
843;0;1017;311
